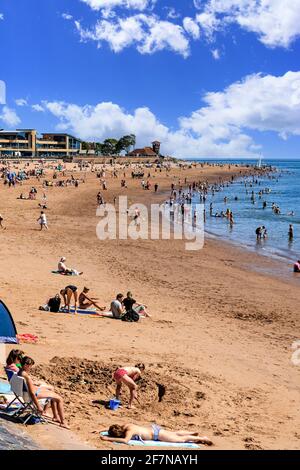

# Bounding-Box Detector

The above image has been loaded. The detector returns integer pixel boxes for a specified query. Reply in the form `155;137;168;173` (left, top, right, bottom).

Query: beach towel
16;333;38;344
100;432;199;449
51;270;78;276
59;307;99;315
0;380;11;394
0;394;21;411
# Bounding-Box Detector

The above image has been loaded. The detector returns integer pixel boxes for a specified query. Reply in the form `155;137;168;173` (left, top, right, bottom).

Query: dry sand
1;162;300;450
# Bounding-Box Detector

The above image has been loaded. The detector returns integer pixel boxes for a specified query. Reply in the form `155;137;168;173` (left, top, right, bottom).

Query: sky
0;0;300;159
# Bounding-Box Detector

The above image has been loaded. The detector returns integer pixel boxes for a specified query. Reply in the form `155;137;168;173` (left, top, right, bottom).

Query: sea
191;159;300;263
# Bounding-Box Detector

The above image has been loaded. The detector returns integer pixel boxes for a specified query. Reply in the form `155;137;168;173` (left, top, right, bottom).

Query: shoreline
1;161;299;450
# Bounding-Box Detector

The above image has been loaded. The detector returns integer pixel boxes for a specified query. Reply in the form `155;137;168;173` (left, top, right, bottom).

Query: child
5;349;25;379
113;364;145;408
37;211;48;230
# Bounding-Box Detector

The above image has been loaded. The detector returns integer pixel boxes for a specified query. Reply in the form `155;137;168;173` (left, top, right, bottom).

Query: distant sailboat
257;153;263;168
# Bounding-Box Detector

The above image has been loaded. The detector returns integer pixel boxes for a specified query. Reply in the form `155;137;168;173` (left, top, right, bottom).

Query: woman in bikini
100;423;213;445
60;285;78;314
113;364;145;408
18;356;69;429
78;287;106;312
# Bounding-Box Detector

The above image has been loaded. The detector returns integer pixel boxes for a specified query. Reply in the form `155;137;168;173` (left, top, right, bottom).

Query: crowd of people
1;158;298;449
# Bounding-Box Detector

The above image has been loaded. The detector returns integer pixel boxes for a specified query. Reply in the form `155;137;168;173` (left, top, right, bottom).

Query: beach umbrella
0;300;18;344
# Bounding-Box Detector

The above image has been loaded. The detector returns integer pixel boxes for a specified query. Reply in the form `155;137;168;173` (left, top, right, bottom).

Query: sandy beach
1;161;300;450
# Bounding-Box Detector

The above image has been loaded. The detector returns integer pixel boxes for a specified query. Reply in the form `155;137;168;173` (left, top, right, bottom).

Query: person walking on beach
113;364;145;409
37;211;48;230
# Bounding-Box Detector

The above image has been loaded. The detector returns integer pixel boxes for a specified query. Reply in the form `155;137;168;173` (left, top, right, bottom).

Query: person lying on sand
123;291;151;318
79;287;106;311
18;356;69;429
100;423;213;446
113;364;145;409
60;285;78;314
58;257;83;276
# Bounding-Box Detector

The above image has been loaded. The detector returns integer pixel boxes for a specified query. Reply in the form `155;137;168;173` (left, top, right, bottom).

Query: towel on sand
51;270;78;276
100;432;199;448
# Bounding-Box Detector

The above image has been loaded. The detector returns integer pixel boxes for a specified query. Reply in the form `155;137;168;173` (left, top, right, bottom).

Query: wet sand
1;162;300;450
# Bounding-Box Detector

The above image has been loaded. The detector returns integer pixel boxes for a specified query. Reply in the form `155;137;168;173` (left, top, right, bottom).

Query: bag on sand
121;309;139;322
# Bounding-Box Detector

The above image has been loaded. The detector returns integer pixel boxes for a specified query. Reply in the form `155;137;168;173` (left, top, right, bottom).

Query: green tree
101;138;119;156
116;134;136;154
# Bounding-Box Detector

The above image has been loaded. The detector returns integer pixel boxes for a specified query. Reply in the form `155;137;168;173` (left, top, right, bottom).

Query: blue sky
0;0;300;158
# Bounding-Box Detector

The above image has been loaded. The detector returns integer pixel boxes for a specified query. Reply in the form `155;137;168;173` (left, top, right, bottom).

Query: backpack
121;309;140;322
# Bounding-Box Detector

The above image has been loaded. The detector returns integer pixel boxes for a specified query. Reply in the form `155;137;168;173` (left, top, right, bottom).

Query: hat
60;257;66;262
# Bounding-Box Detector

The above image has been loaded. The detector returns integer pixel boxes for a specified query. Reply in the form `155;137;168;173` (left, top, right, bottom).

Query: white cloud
183;17;200;40
32;104;45;112
0;13;4;20
80;0;152;11
40;71;300;158
0;106;21;127
62;13;73;21
211;48;220;60
165;7;180;20
180;71;300;141
195;0;300;48
15;98;28;106
75;14;190;57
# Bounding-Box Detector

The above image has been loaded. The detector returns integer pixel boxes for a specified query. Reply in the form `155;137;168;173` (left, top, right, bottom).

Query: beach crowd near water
0;157;299;450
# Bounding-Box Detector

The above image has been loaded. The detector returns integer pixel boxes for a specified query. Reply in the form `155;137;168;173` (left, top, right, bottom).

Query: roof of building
41;133;82;141
0;130;34;134
128;146;157;156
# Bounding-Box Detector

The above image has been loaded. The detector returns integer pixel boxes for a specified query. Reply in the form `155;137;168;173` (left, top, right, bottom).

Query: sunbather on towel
100;423;212;445
113;364;145;409
78;287;106;311
18;356;69;429
58;257;82;276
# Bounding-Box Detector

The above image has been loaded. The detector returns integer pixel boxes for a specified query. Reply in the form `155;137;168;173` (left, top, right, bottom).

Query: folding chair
5;374;49;424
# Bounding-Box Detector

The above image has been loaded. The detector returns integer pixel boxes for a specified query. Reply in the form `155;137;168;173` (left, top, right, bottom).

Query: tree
116;134;136;154
101;138;119;156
